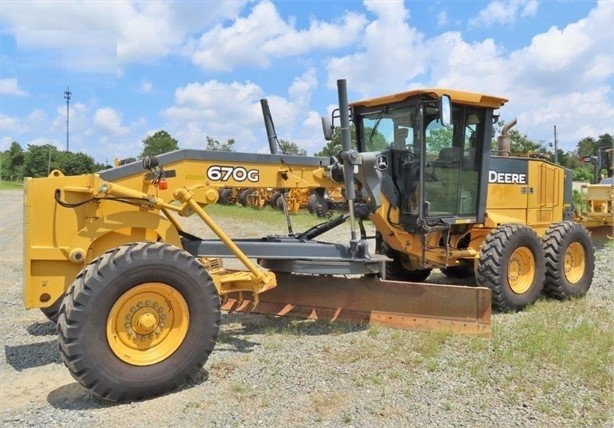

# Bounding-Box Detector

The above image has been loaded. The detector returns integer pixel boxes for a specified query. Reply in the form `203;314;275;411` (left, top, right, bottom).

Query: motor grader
22;80;594;402
575;147;613;237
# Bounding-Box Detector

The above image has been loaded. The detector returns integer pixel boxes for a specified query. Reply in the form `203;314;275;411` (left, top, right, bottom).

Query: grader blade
222;273;492;335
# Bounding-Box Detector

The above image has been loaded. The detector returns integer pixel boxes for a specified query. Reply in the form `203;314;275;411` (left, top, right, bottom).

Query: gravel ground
1;189;612;427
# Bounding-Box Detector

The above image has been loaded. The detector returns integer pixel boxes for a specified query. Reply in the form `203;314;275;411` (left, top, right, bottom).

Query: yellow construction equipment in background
575;148;613;238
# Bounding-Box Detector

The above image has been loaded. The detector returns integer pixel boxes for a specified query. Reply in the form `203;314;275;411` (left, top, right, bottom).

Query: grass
206;203;326;230
489;300;612;423
283;294;612;425
229;381;250;395
0;180;22;190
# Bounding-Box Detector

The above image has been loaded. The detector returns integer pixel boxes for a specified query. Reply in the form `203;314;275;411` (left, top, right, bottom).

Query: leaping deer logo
376;154;388;170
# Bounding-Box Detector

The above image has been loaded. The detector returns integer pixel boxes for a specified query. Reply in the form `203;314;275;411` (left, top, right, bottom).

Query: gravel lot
1;189;612;427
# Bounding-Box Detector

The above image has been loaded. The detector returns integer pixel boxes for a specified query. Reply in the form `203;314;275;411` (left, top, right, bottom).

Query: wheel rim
507;247;535;294
107;283;189;366
564;242;586;284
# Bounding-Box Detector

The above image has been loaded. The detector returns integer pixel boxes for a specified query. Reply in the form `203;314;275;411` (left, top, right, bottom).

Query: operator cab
349;89;505;231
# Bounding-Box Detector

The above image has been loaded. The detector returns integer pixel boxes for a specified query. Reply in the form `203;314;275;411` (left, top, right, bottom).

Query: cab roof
349;88;508;109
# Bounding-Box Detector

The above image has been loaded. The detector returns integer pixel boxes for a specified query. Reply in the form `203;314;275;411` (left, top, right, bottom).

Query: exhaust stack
496;118;517;156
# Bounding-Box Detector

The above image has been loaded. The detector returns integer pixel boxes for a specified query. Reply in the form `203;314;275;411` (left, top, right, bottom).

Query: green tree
365;126;389;152
140;130;179;158
576;137;596;156
572;165;594;182
205;136;235;151
315;124;357;157
315;124;388;157
596;133;613;150
278;139;307;156
59;152;96;175
1;141;25;181
22;145;97;178
426;127;453;154
555;149;579;169
492;121;545;155
577;134;612;156
508;129;544;155
95;161;113;171
23;144;61;178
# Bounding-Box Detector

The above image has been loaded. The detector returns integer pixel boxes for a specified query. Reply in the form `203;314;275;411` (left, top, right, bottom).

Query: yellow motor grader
23;80;594;402
575;147;613;237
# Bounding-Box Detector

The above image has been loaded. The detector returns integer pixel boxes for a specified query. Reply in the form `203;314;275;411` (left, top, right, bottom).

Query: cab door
423;107;484;220
526;160;564;227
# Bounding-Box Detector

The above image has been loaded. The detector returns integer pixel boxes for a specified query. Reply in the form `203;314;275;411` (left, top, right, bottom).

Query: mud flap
221;273;491;335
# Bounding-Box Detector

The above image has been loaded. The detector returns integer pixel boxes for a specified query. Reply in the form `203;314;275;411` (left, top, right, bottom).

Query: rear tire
382;242;432;282
440;264;474;279
218;188;233;205
307;194;317;214
542;221;594;299
275;193;286;210
315;199;330;218
239;189;253;207
476;224;545;312
57;242;221;402
270;191;282;209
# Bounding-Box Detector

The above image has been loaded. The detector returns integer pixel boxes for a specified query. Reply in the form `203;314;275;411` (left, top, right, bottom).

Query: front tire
381;242;432;282
476;224;545;312
542;221;594;300
57;242;221;402
40;296;63;323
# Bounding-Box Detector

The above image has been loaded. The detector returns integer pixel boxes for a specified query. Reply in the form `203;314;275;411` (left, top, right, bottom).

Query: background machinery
575;147;614;237
22;80;594;402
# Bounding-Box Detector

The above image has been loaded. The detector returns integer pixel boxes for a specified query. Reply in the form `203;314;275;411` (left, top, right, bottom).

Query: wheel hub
564;242;586;284
107;283;189;366
508;247;535;294
132;308;159;336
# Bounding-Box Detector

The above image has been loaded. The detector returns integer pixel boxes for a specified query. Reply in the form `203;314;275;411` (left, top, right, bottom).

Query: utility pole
64;87;71;152
553;125;558;164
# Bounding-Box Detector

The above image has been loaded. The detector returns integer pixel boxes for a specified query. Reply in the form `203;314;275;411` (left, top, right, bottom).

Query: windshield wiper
367;107;389;145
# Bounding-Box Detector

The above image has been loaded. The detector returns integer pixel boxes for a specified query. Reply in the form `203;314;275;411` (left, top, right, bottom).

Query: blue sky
1;0;612;164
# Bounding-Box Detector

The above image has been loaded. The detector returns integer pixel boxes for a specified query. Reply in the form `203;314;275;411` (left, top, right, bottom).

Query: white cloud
520;24;591;73
469;0;539;27
162;80;266;150
140;81;153;94
93;107;130;136
288;68;317;106
0;114;20;136
517;88;613;147
437;11;449;27
0;78;28;96
327;0;427;96
0;109;49;136
323;0;613;152
161;72;325;154
188;0;367;71
0;0;246;69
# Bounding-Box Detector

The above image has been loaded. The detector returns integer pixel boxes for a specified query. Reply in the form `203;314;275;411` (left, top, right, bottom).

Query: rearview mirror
321;116;333;141
439;95;451;127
